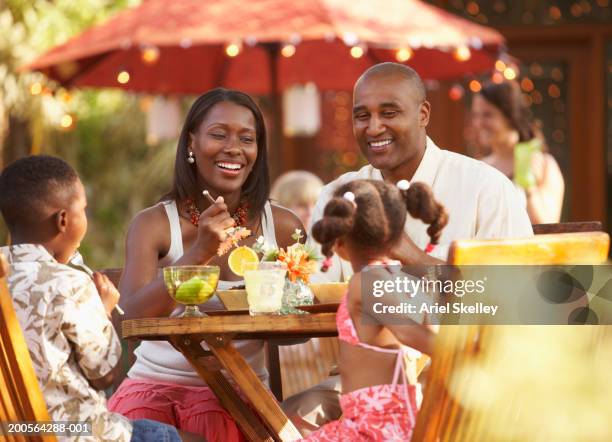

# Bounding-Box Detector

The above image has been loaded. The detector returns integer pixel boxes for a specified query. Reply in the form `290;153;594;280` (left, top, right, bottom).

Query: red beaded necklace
185;198;249;227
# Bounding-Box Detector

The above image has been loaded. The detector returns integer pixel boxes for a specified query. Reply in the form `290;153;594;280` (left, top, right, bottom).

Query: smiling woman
107;88;304;441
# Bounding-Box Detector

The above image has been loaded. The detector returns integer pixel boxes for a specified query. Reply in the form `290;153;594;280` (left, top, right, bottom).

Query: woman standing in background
471;81;564;224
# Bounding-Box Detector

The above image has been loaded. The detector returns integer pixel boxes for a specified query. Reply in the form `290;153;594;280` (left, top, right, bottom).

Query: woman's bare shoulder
269;203;305;247
127;202;171;248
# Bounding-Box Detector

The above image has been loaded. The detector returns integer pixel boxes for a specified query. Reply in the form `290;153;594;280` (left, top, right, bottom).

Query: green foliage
0;0;181;268
46;91;175;268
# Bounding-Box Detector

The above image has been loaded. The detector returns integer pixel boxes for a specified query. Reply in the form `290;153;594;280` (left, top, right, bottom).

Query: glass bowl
163;265;220;317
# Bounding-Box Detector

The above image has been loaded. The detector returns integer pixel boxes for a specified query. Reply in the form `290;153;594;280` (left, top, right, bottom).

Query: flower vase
281;278;314;315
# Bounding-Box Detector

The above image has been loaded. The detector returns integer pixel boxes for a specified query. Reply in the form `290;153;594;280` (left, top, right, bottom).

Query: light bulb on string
281;44;296;58
225;42;242;57
469;79;482;93
350;45;365;58
448;84;464;101
29;82;42;95
453;45;471;61
141;45;160;65
503;67;517;80
117;70;130;84
495;60;507;72
60;114;75;130
492;72;504;84
395;47;413;62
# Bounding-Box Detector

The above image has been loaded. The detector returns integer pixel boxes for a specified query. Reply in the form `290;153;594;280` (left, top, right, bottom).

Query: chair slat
0;253;56;442
413;232;611;441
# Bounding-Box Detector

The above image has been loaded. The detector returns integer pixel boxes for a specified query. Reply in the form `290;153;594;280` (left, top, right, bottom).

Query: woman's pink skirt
108;378;245;442
304;383;418;441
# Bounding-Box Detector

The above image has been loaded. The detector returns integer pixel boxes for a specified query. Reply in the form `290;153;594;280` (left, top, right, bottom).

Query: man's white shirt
308;137;533;282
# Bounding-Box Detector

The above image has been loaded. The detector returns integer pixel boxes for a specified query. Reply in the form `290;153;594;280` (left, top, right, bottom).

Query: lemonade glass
163;266;220;317
244;263;286;315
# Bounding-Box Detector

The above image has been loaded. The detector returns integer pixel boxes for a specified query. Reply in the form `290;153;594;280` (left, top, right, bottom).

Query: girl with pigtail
305;179;448;441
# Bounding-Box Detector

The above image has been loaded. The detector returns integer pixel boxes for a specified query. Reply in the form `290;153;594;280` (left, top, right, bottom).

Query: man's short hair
356;62;427;102
0;155;79;232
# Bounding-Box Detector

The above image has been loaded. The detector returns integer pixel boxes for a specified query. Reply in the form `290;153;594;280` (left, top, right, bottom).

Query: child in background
0;155;203;442
270;170;324;231
306;179;447;441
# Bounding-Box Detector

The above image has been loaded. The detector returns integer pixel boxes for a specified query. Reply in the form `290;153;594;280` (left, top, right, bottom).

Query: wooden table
122;312;338;441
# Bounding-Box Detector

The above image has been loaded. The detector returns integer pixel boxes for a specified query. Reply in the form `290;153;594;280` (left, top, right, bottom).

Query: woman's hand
191;196;236;261
525;152;565;223
529;151;547;188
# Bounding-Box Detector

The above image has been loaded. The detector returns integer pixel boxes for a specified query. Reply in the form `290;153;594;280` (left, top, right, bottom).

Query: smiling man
310;62;533;280
282;62;533;435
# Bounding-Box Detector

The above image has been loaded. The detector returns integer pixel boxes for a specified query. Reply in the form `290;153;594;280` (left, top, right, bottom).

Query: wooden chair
412;232;611;441
532;221;603;235
276;337;340;399
0;253;56;442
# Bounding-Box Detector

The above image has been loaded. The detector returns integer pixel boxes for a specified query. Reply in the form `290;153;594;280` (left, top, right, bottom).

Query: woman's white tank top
127;200;278;385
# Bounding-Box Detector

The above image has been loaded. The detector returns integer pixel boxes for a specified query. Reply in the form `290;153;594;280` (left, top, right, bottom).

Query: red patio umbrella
23;0;506;173
24;0;504;94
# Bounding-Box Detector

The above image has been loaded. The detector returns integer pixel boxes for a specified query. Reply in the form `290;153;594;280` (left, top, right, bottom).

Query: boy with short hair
0;155;202;442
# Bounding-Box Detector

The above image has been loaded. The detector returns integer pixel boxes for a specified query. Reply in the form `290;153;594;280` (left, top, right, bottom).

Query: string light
570;3;583;17
141;46;160;65
453;45;471;61
57;89;72;103
60;114;74;129
520;77;535;92
532;90;543;104
395;47;413;62
549;6;562;20
548;84;561;98
495;60;507;72
281;44;296;58
350;45;364;58
503;67;517;80
530;63;544;77
29;82;42;95
117;70;130;84
448;84;464;101
492;72;504;83
466;1;479;15
469;80;482;93
225;42;241;57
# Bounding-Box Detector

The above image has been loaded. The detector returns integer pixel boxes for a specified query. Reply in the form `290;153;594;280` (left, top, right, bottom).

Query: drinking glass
514;138;542;189
244;266;287;315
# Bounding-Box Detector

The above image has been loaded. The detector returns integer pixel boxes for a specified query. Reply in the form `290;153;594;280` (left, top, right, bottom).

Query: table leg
169;335;275;442
203;335;303;442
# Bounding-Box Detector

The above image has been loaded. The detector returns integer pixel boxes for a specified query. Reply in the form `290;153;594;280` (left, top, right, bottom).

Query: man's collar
371;136;441;185
1;244;57;264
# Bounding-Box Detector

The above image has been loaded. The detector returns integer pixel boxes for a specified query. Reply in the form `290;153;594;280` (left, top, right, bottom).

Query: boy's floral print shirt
1;244;132;441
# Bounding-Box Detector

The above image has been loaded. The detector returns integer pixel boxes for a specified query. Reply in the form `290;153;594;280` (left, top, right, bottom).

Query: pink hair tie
425;243;435;254
321;256;333;272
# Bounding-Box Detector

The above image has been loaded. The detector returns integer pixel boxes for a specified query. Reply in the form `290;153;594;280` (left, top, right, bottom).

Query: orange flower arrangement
253;229;320;283
277;244;319;283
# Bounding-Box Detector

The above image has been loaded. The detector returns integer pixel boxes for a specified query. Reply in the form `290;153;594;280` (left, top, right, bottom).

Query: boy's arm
60;275;123;390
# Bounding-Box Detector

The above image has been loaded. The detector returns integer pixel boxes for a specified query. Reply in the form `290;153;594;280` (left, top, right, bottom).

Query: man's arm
307;184;348;282
475;171;534;239
390;233;446;266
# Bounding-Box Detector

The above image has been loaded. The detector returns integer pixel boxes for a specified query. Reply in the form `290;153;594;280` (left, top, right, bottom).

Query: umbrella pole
262;42;287;180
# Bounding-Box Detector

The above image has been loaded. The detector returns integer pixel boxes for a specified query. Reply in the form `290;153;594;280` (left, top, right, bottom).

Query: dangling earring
187;151;195;164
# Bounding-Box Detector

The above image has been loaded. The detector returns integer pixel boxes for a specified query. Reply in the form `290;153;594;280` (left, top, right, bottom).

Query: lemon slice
228;246;259;276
